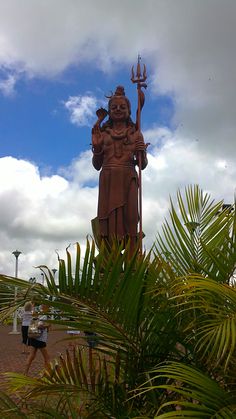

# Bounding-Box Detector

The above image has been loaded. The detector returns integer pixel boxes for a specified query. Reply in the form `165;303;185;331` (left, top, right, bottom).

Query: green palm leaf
135;362;236;418
172;276;236;371
0;390;28;418
155;185;235;281
2;345;131;418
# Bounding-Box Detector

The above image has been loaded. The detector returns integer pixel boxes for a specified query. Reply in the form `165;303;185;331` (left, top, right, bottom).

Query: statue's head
108;86;131;117
100;85;134;130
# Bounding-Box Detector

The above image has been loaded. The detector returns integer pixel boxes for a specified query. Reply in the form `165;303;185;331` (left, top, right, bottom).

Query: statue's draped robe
92;127;146;243
98;164;138;239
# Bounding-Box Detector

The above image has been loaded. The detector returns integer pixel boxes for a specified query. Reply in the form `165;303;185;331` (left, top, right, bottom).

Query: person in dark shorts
21;301;33;354
25;304;50;375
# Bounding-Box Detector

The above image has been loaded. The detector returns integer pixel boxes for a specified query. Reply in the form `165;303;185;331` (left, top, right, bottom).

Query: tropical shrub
0;185;235;418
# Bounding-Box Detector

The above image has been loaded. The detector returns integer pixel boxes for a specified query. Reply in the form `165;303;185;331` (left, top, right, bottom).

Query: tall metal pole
9;250;21;334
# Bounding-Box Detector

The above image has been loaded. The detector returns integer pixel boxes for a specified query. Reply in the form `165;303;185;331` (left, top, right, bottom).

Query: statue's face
109;97;129;122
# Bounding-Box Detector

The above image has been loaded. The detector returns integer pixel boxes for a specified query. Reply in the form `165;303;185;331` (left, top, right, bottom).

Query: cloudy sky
0;0;235;281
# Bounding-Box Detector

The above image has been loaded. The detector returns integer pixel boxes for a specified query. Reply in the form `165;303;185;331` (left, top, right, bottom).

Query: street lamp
9;250;21;334
51;269;57;320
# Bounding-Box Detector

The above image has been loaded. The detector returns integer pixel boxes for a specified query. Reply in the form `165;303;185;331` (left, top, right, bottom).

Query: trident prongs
131;55;147;84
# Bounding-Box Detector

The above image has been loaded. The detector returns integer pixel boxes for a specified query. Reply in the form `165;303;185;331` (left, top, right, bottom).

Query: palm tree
0;185;235;418
156;185;235;280
137;185;236;416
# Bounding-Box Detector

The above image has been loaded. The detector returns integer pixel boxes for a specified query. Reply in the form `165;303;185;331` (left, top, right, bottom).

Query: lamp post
51;269;57;319
9;250;21;334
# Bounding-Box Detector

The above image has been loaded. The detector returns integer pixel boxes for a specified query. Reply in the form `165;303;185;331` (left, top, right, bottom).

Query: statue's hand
135;133;148;169
135;133;146;152
91;108;107;152
92;123;103;152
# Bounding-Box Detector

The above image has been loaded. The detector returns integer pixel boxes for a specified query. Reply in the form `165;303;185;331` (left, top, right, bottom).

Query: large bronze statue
92;60;148;254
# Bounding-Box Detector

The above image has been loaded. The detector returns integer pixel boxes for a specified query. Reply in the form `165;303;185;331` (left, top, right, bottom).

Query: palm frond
172;276;236;371
2;345;131;418
135;362;236;418
0;390;28;418
155;185;235;281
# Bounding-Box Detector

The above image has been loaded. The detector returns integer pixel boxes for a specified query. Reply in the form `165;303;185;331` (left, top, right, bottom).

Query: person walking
21;301;33;354
25;304;50;375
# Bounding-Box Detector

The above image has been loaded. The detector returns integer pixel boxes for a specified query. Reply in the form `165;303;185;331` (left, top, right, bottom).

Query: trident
131;55;147;254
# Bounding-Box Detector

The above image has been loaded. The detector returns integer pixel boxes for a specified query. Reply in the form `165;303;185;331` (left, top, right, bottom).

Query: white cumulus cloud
64;94;98;127
0;138;235;280
0;74;17;96
0;1;235;159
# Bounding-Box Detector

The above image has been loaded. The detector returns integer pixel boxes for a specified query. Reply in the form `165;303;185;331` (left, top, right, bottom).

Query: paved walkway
0;324;84;378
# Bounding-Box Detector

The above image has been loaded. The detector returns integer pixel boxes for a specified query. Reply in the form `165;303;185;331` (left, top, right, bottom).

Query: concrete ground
0;324;84;378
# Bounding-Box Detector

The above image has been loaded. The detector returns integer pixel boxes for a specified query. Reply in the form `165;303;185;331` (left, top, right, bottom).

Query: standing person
92;86;148;255
21;301;33;354
25;304;50;375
